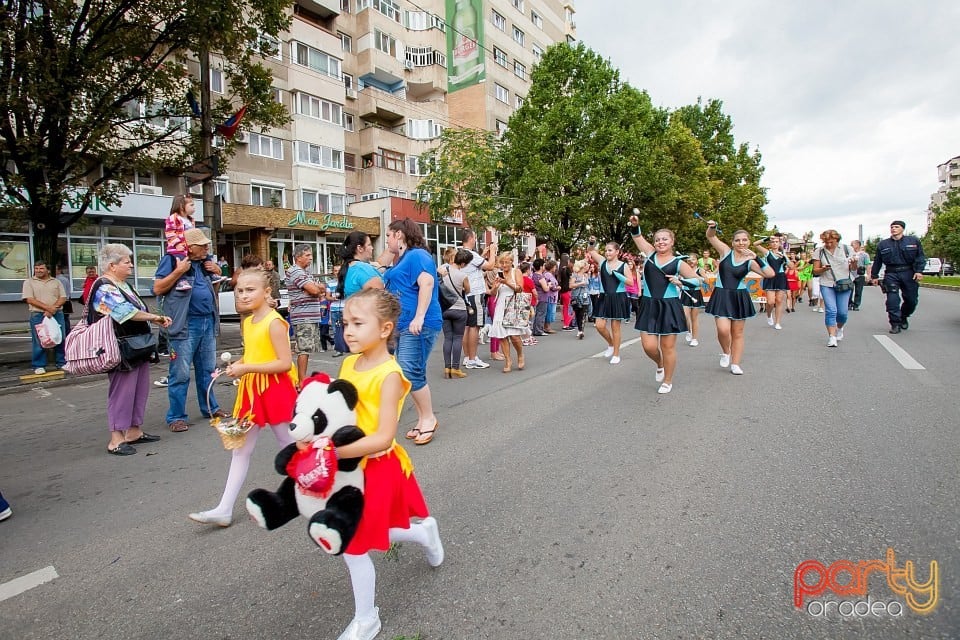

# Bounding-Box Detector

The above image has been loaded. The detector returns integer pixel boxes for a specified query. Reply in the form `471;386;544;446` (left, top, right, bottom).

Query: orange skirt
234;373;298;427
345;449;429;554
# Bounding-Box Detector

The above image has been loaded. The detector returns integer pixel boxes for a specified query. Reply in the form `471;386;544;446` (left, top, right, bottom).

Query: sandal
107;443;137;456
405;428;420;440
414;423;438;445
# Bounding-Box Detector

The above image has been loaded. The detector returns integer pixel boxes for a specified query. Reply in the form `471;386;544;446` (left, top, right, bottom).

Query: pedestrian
812;229;858;347
286;244;327;382
797;252;813;306
90;244;171;455
681;255;705;346
627;217;698;393
569;259;590;339
188;269;298;527
333;289;444;640
849;239;871;311
698;249;717;273
459;229;496;369
519;262;539;345
484;269;503;360
378;218;442;446
585;236;634;364
754;235;792;330
542;259;560;333
586;261;601;323
488;252;526;372
54;265;74;336
703;222;774;375
785;260;800;312
153;227;226;432
558;254;573;330
437;248;471;378
21;260;67;375
163;194;198;292
328;265;347;358
339;231;384;299
80;264;98;306
871;221;926;334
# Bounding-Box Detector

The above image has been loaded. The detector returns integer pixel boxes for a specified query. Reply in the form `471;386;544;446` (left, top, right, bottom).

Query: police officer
870;220;925;334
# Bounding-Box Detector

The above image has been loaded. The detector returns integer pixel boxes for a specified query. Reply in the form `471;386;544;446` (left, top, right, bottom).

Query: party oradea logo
794;548;938;619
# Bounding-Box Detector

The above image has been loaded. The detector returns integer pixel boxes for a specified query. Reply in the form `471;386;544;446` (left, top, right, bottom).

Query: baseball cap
184;228;211;246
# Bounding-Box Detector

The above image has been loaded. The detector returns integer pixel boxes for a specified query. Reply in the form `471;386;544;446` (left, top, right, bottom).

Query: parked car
941;262;954;276
218;282;289;319
922;258;942;276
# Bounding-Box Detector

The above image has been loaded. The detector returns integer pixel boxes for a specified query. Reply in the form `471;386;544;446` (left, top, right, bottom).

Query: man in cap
153;226;226;431
870;220;925;334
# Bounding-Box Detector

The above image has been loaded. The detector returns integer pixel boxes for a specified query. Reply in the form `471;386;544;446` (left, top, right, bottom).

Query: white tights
209;424;294;517
342;522;431;621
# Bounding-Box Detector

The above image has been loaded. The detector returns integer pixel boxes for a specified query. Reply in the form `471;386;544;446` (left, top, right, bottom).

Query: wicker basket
206;370;253;450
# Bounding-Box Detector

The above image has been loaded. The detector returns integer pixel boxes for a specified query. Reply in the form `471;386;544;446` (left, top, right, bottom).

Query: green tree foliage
0;0;291;266
415;127;501;231
925;191;960;267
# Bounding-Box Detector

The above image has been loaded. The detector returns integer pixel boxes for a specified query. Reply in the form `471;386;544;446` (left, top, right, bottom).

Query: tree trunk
31;221;63;269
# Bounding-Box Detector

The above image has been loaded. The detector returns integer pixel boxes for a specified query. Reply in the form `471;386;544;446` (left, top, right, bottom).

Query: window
375;30;398;57
343;74;353;90
495;120;508;136
210;68;224;94
345;152;357;171
378;187;406;198
255;33;282;60
302;190;347;214
493;47;507;67
515;94;524;109
532;43;544;59
343;113;355;132
407;155;430;176
295;142;344;170
513;26;525;46
358;0;400;22
271;87;283;104
296;92;343;125
407;118;441;140
511;0;524;11
492;10;505;31
514;61;526;80
291;41;342;80
339;32;352;53
531;11;542;28
248;133;283;159
380;149;404;172
494;83;509;104
405;11;445;31
406;46;445;68
341;0;350;12
251;183;285;207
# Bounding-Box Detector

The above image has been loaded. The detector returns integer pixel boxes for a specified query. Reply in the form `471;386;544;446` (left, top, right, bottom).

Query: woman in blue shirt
378;218;442;446
337;231;384;299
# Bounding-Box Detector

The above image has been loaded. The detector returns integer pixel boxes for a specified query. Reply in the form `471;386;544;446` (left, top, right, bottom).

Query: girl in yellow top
332;289;443;640
188;270;298;527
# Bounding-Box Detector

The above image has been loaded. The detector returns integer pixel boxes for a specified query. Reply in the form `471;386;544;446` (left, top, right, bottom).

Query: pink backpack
63;280;122;376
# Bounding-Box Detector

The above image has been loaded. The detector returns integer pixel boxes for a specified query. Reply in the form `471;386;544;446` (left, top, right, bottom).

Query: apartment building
927;154;960;228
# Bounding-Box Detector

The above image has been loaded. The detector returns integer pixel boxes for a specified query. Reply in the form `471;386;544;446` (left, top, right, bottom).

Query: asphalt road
1;286;958;639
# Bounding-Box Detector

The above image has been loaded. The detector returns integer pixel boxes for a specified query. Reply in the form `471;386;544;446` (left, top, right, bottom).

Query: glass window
492;10;505;31
532;43;544;59
339;32;352;53
343;113;355;132
531;11;542;28
291;41;342;79
375;30;397;56
296;142;344;170
210;68;224;94
251;183;285;207
493;47;507;67
514;61;526;80
513;27;525;46
495;83;509;103
248;133;283;159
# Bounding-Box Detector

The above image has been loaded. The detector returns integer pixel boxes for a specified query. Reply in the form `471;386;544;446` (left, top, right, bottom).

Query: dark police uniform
870;234;925;332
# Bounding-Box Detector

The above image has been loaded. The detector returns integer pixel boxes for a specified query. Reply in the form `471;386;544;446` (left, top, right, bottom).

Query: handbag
63;313;121;376
821;246;854;292
501;292;532;329
118;332;159;370
438;270;461;312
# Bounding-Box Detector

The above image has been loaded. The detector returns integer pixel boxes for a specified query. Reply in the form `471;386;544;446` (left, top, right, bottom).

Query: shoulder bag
822;246;853;292
63;278;122;376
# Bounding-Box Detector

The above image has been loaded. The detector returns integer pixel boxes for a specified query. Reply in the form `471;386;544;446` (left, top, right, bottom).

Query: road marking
873;335;925;370
0;566;59;603
592;336;642;358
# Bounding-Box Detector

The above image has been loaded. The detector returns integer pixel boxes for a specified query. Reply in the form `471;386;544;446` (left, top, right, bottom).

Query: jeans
851;275;865;308
820;285;851;328
533;300;548;335
441;308;467;368
166;315;219;424
30;311;66;368
395;325;440;392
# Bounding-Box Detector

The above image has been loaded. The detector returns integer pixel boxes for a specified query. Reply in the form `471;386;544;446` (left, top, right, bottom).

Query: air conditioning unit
345;88;357;100
234;131;248;144
404;60;414;71
138;185;163;196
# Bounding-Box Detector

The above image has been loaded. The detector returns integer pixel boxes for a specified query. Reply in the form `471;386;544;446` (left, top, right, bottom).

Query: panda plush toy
246;372;365;555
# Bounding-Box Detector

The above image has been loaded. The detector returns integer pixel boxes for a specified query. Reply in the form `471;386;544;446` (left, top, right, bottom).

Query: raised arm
585;236;605;265
627;215;655;255
706;222;730;257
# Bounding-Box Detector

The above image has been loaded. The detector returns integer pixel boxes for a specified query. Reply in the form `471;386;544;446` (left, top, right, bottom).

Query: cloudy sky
575;1;960;242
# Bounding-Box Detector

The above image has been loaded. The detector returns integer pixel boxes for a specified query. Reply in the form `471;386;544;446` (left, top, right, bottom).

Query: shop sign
288;211;355;231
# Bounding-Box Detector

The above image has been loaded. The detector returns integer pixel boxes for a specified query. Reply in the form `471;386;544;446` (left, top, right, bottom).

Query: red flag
216;105;247;139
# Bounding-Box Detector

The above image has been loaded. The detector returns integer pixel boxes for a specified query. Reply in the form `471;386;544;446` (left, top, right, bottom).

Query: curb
919;283;960;292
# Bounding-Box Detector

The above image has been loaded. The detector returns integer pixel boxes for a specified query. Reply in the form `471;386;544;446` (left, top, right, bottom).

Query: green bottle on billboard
447;0;485;92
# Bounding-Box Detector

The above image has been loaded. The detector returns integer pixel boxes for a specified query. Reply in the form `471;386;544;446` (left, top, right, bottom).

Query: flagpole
199;46;217;249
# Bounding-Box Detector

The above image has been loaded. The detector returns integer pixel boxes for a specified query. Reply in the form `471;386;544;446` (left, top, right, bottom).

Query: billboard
446;0;485;92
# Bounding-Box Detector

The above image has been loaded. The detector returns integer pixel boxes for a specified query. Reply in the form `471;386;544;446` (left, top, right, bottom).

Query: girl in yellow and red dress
188;269;298;527
332;288;443;640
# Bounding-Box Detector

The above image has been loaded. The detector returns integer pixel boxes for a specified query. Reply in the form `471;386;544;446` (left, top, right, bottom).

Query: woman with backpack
437;248;472;378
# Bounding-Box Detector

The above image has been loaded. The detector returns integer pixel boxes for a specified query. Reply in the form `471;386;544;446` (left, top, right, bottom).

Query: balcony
404;63;447;100
296;0;340;18
359;123;408;156
357;86;406;122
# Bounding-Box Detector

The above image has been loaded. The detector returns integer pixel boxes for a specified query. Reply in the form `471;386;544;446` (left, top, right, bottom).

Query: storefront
219;203;381;279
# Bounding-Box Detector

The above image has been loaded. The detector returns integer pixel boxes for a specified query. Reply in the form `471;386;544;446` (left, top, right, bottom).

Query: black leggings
572;302;589;332
442;308;468;367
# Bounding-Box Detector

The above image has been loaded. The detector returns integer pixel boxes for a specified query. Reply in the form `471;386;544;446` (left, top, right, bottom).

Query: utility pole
198;46;217;249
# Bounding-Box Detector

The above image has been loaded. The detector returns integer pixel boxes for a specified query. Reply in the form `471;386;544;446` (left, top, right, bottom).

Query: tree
0;0;291;266
415;127;502;231
926;191;960;268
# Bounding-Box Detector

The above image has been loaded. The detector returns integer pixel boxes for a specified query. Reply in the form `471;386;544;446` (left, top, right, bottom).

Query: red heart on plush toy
286;438;338;497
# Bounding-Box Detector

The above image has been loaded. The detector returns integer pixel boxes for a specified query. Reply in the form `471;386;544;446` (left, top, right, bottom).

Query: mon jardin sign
288;211;355;231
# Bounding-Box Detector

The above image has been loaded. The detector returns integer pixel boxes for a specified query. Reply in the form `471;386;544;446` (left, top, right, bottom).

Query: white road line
0;566;59;603
873;335;926;370
592;336;642;358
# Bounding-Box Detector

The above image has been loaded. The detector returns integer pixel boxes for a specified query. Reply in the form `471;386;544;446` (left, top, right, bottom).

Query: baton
693;212;722;235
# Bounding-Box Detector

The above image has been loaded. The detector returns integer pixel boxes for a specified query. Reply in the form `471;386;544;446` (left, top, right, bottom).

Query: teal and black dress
595;260;631;320
762;251;789;291
704;252;757;320
635;255;688;335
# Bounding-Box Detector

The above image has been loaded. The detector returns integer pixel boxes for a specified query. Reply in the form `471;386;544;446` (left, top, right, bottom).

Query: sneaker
685;332;692;342
827;336;838;347
421;516;444;567
33;367;46;375
174;279;193;291
609;356;621;365
0;491;10;522
689;339;699;347
657;383;673;394
774;323;782;330
337;609;381;640
655;368;665;382
767;317;775;326
471;358;490;369
562;326;574;331
158;350;170;357
577;331;584;339
836;327;844;341
730;364;744;375
602;346;614;358
719;353;730;368
154;377;169;387
818;307;824;313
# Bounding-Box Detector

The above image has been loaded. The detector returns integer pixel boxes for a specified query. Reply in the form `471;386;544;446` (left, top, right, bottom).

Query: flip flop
414;423;438;445
405;428;420;440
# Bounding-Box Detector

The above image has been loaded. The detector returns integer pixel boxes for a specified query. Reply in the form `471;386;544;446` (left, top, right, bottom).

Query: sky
574;0;960;242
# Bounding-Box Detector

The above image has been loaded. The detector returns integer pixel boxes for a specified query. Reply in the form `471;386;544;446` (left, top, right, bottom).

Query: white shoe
827;336;838;347
657;383;673;394
602;346;614;358
689;339;699;347
421;516;444;567
609;356;621;364
719;353;730;368
837;327;844;341
337;608;381;640
730;364;744;375
767;317;774;326
0;507;11;521
188;510;232;527
154;376;168;387
685;332;692;342
655;368;665;382
818;308;824;313
33;367;46;375
471;358;490;369
774;323;782;330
